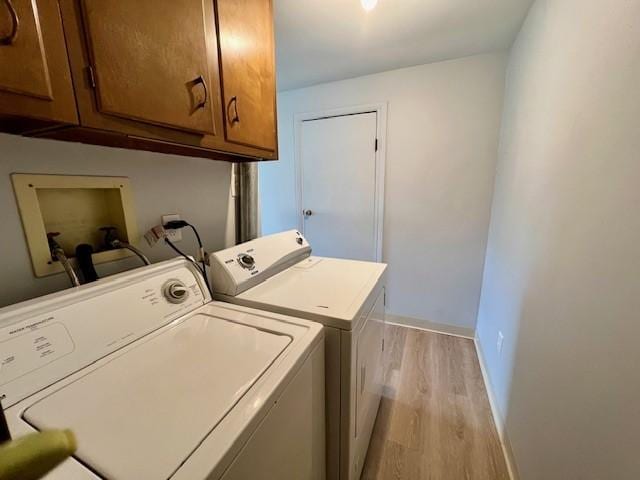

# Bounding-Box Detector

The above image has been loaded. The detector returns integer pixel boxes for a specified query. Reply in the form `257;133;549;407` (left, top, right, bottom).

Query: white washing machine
0;258;325;480
209;230;387;480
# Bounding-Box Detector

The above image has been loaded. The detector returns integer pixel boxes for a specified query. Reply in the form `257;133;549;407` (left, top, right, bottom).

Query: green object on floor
0;430;76;480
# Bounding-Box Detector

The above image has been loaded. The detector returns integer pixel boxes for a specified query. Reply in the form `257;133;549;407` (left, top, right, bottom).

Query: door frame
293;103;387;262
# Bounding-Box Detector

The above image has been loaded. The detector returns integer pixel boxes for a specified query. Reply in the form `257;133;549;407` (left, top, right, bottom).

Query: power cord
163;220;212;298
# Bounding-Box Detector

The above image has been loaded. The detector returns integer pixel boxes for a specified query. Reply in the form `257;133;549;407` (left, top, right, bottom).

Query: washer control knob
237;254;255;269
163;280;189;304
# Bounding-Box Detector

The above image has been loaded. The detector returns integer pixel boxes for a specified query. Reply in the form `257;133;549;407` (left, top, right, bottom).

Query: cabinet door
80;0;216;135
0;0;77;125
217;0;277;151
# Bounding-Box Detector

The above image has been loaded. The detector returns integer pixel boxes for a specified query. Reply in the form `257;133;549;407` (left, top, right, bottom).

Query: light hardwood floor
361;325;510;480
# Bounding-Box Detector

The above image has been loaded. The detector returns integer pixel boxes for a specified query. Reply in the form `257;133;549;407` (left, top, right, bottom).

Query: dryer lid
235;256;386;328
23;313;291;480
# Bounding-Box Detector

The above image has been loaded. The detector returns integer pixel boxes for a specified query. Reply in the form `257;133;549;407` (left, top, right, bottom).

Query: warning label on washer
0;323;74;387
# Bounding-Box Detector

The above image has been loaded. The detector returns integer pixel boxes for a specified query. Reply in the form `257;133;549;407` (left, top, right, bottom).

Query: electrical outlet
497;331;504;354
162;214;182;243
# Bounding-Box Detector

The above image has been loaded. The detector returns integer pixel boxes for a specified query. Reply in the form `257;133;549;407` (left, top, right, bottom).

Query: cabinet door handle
193;75;208;110
0;0;19;46
228;96;240;124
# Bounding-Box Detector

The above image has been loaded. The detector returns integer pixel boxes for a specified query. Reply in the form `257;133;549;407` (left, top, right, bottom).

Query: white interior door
300;112;378;261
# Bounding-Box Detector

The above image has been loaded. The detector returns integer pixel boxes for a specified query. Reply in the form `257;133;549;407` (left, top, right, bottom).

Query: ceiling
274;0;534;91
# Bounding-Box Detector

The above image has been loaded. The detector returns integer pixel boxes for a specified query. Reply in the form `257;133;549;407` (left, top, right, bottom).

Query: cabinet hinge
374;138;378;152
382;338;385;352
86;65;96;89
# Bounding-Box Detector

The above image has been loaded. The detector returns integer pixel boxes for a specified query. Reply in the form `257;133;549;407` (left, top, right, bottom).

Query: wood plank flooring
361;325;510;480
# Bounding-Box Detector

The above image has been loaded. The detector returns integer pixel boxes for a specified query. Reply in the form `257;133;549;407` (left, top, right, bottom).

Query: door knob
303;209;313;217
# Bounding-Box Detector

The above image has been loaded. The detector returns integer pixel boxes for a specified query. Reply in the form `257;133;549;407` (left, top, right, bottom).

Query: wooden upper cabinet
80;0;217;135
0;0;278;161
0;0;50;99
216;0;277;152
0;0;77;127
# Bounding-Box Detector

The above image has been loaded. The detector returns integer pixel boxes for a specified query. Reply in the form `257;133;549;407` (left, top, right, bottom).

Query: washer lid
22;313;291;480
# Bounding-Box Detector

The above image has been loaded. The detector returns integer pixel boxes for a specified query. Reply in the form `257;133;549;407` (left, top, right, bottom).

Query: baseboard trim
385;313;475;339
474;337;520;480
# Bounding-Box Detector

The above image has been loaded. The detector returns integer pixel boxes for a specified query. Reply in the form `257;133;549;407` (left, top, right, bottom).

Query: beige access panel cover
12;174;139;277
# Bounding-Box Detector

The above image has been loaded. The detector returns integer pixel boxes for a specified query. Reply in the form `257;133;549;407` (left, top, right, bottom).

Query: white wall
0;133;233;307
476;1;640;478
261;53;507;331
